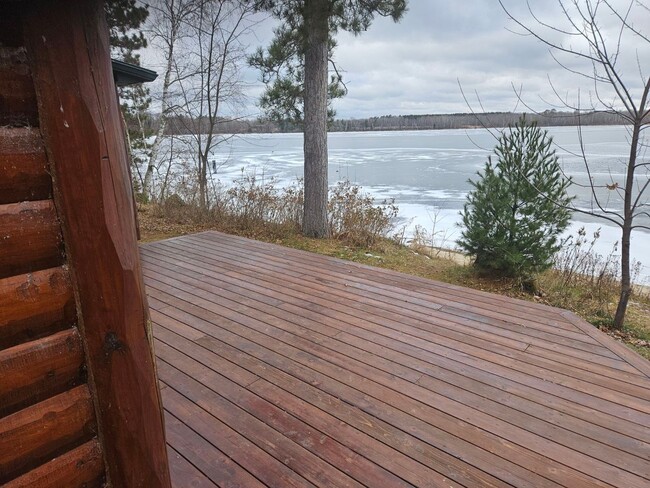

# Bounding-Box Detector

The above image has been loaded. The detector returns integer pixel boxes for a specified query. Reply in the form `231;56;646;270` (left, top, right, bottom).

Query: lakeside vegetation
136;177;650;361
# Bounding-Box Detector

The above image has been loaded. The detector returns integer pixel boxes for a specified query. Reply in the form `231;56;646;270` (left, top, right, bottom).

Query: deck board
169;235;597;339
152;234;629;363
141;231;650;488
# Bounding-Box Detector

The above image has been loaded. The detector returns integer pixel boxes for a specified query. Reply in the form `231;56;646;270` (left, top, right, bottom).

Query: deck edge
561;311;650;378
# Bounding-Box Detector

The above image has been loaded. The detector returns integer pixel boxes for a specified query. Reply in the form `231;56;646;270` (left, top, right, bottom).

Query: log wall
0;1;170;486
0;5;99;485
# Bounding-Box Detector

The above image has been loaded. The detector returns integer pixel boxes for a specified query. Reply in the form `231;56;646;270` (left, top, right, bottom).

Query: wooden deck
140;232;650;488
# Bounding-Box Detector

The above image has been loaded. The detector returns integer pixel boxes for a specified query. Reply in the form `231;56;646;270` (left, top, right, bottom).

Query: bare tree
172;0;254;209
121;82;153;193
500;0;650;329
142;0;253;206
145;0;200;201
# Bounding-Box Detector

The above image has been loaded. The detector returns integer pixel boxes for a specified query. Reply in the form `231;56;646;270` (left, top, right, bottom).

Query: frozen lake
175;126;650;283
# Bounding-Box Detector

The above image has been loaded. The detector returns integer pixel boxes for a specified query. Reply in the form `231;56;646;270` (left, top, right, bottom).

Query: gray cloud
159;0;650;119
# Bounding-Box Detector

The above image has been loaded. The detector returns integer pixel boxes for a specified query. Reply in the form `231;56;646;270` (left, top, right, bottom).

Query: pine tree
119;83;153;199
105;0;153;201
105;0;149;55
249;0;407;237
458;118;573;282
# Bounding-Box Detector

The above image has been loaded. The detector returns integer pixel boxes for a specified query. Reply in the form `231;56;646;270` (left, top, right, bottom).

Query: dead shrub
328;180;399;247
539;227;641;316
153;175;398;247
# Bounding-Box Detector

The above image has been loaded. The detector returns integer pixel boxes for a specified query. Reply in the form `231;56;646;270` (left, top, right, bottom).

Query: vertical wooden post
22;1;171;486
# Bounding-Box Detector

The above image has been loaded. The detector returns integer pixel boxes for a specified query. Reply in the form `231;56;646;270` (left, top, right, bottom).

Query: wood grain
167;445;219;488
3;439;105;488
0;6;102;488
23;1;171;486
0;386;96;484
0;46;38;127
0;266;75;349
0;127;52;205
142;232;650;488
0;200;64;279
0;328;84;418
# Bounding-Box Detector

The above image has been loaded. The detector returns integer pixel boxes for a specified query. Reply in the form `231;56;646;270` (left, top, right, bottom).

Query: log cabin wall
0;5;106;487
0;1;171;486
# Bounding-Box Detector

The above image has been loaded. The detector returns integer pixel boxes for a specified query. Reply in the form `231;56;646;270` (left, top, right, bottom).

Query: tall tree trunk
142;161;154;199
199;152;208;209
613;121;641;329
302;0;329;238
614;222;632;328
135;100;154;200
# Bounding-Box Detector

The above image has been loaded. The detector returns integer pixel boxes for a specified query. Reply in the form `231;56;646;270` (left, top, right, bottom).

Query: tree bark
199;148;210;209
613;120;641;329
614;222;632;328
147;10;179;202
302;0;330;238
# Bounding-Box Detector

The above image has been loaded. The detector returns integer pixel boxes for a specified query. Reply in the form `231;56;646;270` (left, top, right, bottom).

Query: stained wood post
22;1;171;486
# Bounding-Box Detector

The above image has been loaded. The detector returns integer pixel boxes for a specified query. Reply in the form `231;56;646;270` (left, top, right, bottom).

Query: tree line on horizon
129;109;630;135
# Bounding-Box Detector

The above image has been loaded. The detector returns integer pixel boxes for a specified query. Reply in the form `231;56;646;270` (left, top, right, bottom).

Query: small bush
554;227;619;291
458;117;573;283
164;193;186;210
222;172;303;231
409;207;455;257
328;180;399;247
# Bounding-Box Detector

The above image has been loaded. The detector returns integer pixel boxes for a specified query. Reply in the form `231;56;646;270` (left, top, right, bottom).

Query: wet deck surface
140;231;650;488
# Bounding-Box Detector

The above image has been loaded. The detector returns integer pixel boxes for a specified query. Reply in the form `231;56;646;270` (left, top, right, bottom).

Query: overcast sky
316;0;566;118
146;0;650;120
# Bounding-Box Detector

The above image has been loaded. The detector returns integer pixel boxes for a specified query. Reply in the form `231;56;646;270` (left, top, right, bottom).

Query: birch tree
145;0;199;200
146;0;253;206
106;0;152;199
175;0;255;209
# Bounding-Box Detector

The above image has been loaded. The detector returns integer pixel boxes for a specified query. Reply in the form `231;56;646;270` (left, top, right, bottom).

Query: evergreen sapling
458;118;573;282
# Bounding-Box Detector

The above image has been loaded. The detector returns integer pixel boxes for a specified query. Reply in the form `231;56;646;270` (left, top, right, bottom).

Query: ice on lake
162;126;650;284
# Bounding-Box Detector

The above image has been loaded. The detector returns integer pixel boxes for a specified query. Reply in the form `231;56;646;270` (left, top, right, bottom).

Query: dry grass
137;204;650;361
138;204;210;243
